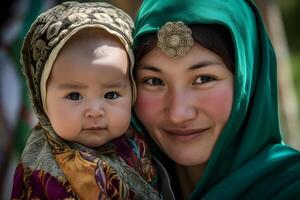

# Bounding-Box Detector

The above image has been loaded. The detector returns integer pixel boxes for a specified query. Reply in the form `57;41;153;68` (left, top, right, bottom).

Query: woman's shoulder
230;144;300;198
245;144;300;199
202;144;300;199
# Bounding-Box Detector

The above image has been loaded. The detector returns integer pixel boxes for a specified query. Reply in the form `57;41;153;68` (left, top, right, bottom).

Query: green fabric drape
133;0;300;199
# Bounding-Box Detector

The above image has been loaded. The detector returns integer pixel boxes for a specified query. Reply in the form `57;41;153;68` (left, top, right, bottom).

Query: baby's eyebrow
58;83;88;89
102;80;127;88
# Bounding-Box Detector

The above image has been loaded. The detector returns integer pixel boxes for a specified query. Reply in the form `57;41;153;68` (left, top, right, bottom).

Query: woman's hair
134;24;235;73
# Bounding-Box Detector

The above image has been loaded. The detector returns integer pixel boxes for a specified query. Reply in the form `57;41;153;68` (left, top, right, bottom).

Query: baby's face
46;35;132;147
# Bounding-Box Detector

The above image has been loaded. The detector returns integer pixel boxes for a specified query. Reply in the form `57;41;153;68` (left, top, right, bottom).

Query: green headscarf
133;0;300;199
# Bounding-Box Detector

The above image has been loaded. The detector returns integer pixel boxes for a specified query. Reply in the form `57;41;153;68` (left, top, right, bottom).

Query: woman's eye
194;76;216;84
104;91;120;100
144;78;164;86
66;92;83;101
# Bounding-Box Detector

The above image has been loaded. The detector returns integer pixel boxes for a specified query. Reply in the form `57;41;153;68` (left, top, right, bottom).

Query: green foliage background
278;0;300;105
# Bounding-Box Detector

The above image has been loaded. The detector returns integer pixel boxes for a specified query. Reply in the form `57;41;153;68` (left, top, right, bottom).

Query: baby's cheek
52;110;80;139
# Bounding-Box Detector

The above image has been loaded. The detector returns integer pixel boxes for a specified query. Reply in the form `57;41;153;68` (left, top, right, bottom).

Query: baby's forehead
62;28;126;52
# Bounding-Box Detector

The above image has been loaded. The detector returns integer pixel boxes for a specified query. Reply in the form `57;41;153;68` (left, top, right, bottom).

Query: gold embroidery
157;21;194;58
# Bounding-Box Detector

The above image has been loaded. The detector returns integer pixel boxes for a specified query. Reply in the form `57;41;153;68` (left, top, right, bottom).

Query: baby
11;2;161;199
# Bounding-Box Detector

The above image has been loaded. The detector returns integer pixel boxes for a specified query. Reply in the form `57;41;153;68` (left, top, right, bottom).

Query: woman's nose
85;101;105;118
166;89;197;124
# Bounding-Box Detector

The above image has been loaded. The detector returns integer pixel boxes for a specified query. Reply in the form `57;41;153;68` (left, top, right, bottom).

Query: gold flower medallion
157;21;194;58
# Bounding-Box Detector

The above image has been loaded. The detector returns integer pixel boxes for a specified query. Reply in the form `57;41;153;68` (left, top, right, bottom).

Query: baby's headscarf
22;1;135;121
18;2;149;199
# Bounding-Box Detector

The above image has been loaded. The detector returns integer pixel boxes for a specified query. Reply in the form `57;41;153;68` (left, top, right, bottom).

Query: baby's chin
79;139;110;148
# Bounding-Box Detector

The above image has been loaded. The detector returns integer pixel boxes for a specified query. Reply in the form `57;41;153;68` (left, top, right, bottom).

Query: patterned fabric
12;127;160;200
12;1;161;200
13;0;49;158
12;163;74;199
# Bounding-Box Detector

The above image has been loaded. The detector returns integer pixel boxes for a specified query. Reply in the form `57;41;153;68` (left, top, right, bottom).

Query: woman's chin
168;151;210;167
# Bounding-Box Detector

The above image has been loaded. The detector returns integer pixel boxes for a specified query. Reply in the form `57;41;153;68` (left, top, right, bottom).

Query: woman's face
134;43;234;166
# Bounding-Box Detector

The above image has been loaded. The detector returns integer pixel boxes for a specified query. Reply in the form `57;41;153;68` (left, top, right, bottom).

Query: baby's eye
194;76;216;84
104;91;120;100
144;78;165;86
66;92;83;101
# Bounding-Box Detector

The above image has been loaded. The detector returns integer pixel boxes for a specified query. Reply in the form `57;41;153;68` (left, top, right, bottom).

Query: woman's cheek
134;90;162;125
201;86;233;124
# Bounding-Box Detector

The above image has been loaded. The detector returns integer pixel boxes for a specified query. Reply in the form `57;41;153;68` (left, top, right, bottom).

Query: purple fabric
11;163;74;199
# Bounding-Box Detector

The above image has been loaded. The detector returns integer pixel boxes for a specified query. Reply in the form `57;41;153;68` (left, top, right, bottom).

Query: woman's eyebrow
137;61;222;72
137;64;162;72
189;60;222;70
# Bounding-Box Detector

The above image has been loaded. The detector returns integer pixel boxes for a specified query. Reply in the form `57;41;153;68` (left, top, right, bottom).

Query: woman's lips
163;128;209;141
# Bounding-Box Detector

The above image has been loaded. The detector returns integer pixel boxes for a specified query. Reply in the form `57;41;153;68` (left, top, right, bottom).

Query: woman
132;0;300;199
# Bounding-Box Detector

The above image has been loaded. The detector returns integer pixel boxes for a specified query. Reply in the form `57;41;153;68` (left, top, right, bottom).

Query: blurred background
0;0;299;199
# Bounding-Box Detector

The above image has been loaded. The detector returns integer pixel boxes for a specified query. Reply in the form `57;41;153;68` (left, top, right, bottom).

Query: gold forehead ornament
157;21;194;58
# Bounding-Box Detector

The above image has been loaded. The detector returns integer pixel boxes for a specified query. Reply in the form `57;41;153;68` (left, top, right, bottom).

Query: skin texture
46;29;132;148
134;43;234;195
